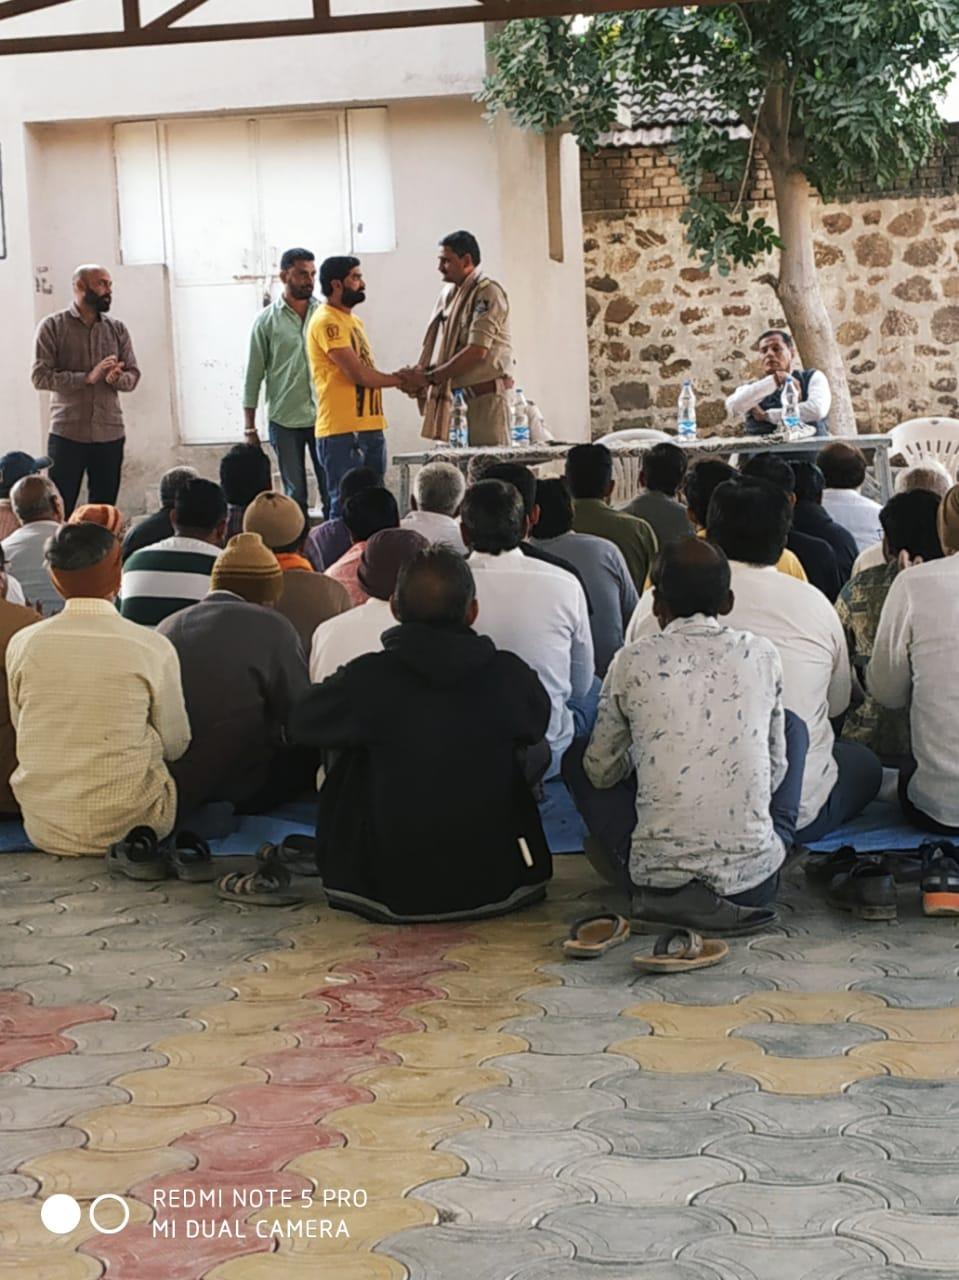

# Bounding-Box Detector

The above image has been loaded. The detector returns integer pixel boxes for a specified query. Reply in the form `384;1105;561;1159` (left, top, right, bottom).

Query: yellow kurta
5;598;190;855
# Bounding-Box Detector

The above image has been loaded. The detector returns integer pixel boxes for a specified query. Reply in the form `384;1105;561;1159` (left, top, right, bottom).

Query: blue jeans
268;421;329;516
796;740;883;844
315;431;387;518
549;677;602;780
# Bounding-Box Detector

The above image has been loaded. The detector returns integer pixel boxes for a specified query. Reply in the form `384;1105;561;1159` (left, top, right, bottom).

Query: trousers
48;434;124;517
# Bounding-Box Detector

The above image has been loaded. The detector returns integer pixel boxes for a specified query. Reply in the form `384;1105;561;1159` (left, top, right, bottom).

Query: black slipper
106;826;169;881
168;831;217;882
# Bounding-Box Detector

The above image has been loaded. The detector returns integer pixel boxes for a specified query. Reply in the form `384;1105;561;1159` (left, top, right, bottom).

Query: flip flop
633;928;729;973
106;826;169;881
216;858;303;907
168;831;216;883
272;834;321;878
562;913;630;959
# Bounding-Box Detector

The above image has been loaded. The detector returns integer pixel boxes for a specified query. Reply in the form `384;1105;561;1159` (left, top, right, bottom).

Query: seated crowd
0;430;956;928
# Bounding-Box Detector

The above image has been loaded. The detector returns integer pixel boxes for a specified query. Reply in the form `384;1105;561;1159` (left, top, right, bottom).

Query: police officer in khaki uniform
402;231;514;447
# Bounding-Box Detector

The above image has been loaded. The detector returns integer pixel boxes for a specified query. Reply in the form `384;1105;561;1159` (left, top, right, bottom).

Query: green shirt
836;560;910;758
243;296;319;429
571;498;658;595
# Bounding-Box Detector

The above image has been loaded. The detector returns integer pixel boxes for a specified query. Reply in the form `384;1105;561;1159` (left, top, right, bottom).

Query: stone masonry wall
582;126;959;436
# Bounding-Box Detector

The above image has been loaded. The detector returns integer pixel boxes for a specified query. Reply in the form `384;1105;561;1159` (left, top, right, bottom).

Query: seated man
242;491;350;650
219;442;272;540
2;475;65;616
627;478;881;842
288;547;552;922
305;466;381;571
818;441;883;553
868;483;959;833
532;478;637;677
620;441;694;547
741;453;841;600
122;466;198;561
401;461;467;554
790;461;858;586
0;451;51;543
0;589;40;816
326;487;400;607
461;479;594;777
852;462;952;576
838;489;943;765
685;458;807;582
310;528;428;682
565;538;808;933
6;523;189;855
565;443;657;594
725;329;831;436
158;532;316;821
120;478;226;626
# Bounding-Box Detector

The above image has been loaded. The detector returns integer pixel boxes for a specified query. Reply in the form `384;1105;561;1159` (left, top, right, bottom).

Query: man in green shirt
565;444;658;594
243;247;329;517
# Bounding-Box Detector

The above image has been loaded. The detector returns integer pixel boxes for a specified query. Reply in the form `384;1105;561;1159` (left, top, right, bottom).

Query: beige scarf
417;271;485;442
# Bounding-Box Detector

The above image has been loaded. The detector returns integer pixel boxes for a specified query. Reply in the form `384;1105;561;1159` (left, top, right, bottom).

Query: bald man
32;264;140;516
2;475;64;616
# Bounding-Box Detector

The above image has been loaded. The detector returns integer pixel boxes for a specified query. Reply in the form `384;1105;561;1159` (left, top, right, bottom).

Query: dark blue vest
744;368;829;437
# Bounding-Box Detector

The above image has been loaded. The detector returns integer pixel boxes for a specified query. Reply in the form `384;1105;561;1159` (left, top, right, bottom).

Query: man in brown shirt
0;595;41;815
32;264;140;516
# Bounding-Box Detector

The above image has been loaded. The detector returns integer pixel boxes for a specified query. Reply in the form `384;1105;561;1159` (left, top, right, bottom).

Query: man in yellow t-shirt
307;257;400;517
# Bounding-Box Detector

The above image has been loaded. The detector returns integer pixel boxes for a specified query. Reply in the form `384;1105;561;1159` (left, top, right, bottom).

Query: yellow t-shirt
307;303;387;439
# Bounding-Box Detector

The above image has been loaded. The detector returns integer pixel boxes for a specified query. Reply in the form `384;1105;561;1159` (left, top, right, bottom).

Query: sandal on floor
216;857;303;907
272;834;321;878
562;913;630;959
633;928;729;972
168;831;216;883
106;826;169;881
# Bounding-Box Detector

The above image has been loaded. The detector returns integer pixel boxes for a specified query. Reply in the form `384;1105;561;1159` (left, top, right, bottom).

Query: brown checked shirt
32;305;141;443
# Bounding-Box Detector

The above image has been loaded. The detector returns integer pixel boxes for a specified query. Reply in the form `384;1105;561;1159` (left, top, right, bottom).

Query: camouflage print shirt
835;560;910;759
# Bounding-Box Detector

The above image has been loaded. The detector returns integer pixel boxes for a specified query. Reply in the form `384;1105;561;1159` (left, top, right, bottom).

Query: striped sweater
120;536;219;627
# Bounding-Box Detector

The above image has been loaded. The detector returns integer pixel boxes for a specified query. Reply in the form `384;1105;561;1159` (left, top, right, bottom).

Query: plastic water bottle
677;380;697;440
782;374;801;431
511;388;530;447
450;390;468;449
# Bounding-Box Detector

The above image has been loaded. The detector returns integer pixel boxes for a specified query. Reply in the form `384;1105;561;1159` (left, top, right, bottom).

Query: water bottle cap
682;379;691;387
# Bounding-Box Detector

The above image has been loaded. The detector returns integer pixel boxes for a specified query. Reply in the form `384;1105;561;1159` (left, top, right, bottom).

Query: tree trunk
767;161;855;436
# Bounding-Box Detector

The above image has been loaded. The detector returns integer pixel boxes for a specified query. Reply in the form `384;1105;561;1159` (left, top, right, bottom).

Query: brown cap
211;532;284;605
357;528;429;601
242;491;306;550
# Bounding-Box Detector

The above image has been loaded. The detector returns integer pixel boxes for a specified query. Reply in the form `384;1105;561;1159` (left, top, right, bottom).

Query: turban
50;539;122;601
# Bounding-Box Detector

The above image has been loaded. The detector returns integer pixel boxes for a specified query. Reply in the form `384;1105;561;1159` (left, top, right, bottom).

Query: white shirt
401;509;467;556
2;521;63;618
469;548;593;765
725;370;831;427
626;561;850;829
586;616;787;896
868;556;959;826
851;541;885;578
822;489;883;553
310;597;394;684
3;574;25;607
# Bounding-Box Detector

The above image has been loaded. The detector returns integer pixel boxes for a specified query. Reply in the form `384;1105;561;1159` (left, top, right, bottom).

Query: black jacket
792;499;859;586
121;508;174;562
787;527;842;602
288;622;552;916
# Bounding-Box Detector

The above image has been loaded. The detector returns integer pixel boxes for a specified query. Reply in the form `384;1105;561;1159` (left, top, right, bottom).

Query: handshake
391;366;431;396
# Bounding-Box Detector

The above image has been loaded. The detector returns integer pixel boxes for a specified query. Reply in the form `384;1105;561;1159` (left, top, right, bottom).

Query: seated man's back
289;547;552;919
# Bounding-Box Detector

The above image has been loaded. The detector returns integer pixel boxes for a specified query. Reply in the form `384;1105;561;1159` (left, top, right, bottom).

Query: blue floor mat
806;798;929;853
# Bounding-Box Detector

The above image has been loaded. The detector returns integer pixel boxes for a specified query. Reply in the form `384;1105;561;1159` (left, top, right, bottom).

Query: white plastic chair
888;418;959;479
594;429;673;503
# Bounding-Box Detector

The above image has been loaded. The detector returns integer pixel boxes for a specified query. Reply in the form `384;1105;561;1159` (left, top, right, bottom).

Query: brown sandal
562;913;630;959
632;927;729;972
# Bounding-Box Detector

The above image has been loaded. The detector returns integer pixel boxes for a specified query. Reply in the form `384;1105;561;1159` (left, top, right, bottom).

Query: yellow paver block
114;1064;265;1106
433;972;553;1003
150;1030;296;1069
329;1102;486;1151
627;1003;762;1038
738;991;889;1023
23;1145;193;1200
186;999;319;1035
351;1065;506;1107
208;1251;406;1280
287;1147;464;1201
850;1040;959;1077
0;1251;103;1280
381;1031;529;1069
229;974;337;1002
610;1035;764;1074
853;1006;959;1041
743;1054;880;1094
241;1198;435;1255
0;1193;151;1251
407;998;539;1033
75;1101;231;1151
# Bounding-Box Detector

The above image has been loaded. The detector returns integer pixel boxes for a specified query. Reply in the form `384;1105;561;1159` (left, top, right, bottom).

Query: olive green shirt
571;499;658;596
243;296;319;428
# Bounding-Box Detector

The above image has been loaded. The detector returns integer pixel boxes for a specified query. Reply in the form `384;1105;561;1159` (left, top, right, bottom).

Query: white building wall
0;24;590;509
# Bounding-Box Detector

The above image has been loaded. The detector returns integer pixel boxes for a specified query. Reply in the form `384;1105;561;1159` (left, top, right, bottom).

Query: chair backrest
594;429;674;503
888;418;959;479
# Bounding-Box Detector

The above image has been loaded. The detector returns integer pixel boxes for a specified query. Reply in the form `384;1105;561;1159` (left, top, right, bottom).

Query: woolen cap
938;483;959;554
211;532;284;605
357;528;429;601
69;504;124;537
242;491;306;550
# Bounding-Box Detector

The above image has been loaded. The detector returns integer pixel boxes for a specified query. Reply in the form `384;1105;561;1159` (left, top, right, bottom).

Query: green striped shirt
120;536;219;627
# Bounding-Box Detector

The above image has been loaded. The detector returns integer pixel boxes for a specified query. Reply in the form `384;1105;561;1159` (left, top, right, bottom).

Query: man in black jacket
741;454;842;601
288;546;552;922
790;461;858;587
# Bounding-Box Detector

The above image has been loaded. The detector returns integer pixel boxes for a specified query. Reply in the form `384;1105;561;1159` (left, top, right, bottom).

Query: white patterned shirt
585;615;787;896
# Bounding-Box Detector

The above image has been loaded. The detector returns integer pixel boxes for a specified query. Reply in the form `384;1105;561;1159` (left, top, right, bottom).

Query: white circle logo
40;1194;82;1235
89;1194;131;1235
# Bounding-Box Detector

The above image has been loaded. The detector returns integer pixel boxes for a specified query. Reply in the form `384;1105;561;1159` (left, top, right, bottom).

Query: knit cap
211;533;284;605
357;528;429;601
69;503;124;537
939;483;959;554
242;491;306;550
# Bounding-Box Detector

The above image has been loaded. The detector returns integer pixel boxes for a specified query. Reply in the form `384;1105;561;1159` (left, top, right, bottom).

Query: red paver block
251;1047;400;1087
217;1082;372;1128
0;1033;77;1072
310;984;445;1016
183;1123;344;1175
131;1170;313;1223
287;1015;422;1049
84;1224;271;1279
0;1003;113;1038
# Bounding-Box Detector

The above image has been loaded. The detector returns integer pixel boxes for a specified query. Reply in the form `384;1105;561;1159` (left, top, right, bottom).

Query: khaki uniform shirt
438;275;513;389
